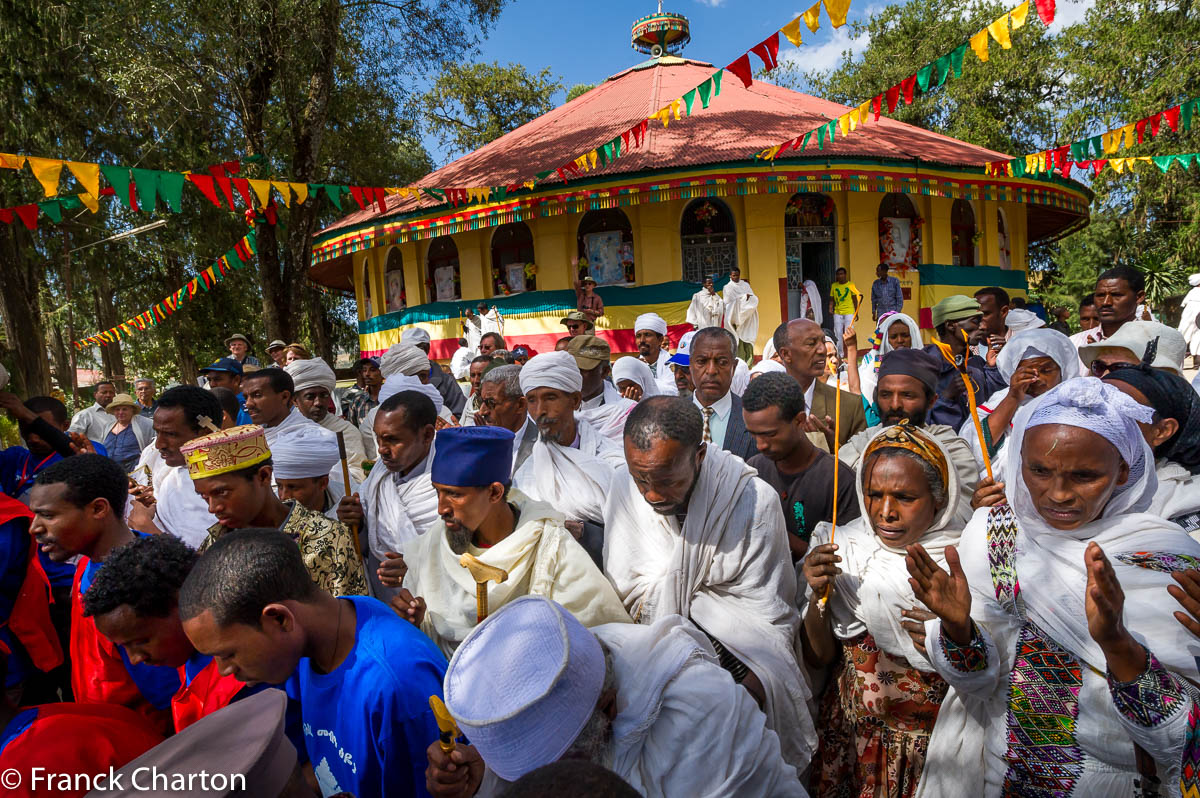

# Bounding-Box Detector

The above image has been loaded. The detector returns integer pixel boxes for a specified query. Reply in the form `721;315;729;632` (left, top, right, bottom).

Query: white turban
634;312;667;337
1190;273;1200;287
284;357;336;394
996;328;1077;384
269;422;340;480
519;351;582;395
610;356;659;397
1004;308;1045;333
400;327;431;347
380;343;430;378
378;374;444;415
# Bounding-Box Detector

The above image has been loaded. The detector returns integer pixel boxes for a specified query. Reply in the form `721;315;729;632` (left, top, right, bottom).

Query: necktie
702;406;715;443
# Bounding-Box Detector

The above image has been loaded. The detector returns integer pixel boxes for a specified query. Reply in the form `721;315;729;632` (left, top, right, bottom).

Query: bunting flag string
73;230;258;348
756;0;1053;161
990;151;1200;180
534;0;854;185
984;97;1200;178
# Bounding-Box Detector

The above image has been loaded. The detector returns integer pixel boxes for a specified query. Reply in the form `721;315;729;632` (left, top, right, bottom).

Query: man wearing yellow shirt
828;267;861;355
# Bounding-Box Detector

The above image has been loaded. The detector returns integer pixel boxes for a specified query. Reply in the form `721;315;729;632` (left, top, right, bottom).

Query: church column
927;196;954;265
635;200;675;285
456;230;488;301
532;214;571;291
742;192;785;355
845;191;880;349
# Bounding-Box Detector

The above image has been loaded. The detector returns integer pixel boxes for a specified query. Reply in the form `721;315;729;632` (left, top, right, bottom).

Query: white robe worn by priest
603;444;816;778
722;279;759;347
360;448;439;563
642;349;679;398
511;417;620;524
686;289;724;330
404;492;631;658
577;386;638;444
316;413;367;484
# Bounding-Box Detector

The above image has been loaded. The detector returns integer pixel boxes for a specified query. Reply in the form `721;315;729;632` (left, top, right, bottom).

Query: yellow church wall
743;192;786;353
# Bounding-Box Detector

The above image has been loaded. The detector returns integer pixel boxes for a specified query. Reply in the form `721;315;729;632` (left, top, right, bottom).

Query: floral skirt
811;633;948;798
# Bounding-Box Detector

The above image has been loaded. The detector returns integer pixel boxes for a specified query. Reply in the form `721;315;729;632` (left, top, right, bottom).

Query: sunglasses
1089;358;1132;377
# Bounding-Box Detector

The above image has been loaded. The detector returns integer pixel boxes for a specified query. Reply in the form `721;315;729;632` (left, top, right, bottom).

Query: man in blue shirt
870;263;905;321
181;528;447;798
199;358;253;425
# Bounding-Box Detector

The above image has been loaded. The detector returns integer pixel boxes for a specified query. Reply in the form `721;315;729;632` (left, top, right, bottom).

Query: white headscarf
1003;307;1045;334
860;312;922;399
610;356;659;398
519;351;582;395
633;313;667;337
284;357;336;394
270;421;340;479
811;425;963;671
1190;273;1200;287
378;374;443;415
380;343;429;378
995;327;1077;385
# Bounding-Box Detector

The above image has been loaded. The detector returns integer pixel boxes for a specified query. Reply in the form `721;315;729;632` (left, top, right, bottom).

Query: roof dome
631;10;690;57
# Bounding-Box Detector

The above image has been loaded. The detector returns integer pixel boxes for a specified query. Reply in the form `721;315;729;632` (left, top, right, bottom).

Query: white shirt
693;390;732;448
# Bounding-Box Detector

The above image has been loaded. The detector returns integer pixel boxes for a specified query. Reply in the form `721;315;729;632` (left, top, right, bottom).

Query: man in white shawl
361;342;453;455
1179;273;1200;369
909;378;1200;798
722;266;759;364
285;357;367;483
271;420;351;522
472;364;538;476
603;395;816;778
395;427;629;658
427;596;806;798
686;275;724;330
633;312;679;397
568;334;639;441
338;390;439;596
126;385;220;548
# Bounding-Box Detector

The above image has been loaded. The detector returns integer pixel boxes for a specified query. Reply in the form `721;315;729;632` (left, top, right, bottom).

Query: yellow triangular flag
763;145;782;160
824;0;851;28
858;101;871;125
987;14;1012;49
1135;156;1153;163
781;17;803;46
672;99;682;120
1026;154;1039;173
523;180;536;190
247;179;273;208
76;192;99;213
1010;1;1030;29
803;1;822;32
1110;158;1126;174
67;162;100;198
0;153;24;170
1121;123;1137;149
270;181;290;207
290;182;308;205
838;113;851;137
970;29;989;62
1102;130;1120;155
25;157;64;197
589;150;599;169
575;155;589;172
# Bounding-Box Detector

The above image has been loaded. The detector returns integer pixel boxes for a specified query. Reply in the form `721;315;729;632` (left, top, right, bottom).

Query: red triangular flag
349;186;366;210
1034;0;1055;25
750;33;780;71
726;54;754;88
900;75;918;105
214;176;236;208
187;174;222;208
1091;159;1108;175
231;178;254;208
223;160;240;175
885;85;901;113
127;180;140;213
1149;112;1163;138
556;167;568;183
373;187;387;213
1164;105;1181;132
14;204;38;230
1135;118;1148;144
871;94;883;121
622;130;631;151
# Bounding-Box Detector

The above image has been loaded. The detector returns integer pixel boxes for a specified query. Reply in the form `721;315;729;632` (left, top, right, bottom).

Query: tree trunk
0;220;51;396
164;255;199;384
90;275;127;388
48;324;74;398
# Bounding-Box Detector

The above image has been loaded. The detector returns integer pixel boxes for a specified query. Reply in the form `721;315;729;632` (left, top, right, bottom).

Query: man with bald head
774;318;866;451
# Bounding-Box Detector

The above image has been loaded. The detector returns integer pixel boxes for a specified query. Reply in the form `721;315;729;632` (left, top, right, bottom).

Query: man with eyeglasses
473;364;537;476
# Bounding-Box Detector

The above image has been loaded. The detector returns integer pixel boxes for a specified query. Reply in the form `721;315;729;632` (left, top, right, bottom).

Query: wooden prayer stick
819;358;845;611
335;431;363;563
459;553;508;624
932;332;993;481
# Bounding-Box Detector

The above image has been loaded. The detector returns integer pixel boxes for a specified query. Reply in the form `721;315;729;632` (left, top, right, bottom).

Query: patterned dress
813;632;948;798
201;501;367;597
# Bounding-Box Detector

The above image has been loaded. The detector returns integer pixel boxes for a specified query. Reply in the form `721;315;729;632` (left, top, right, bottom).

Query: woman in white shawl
803;422;962;797
859;312;922;401
910;378;1200;798
959;327;1075;484
610;355;660;401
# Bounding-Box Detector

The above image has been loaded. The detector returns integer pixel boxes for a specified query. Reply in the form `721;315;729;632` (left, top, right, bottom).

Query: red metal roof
319;56;1017;235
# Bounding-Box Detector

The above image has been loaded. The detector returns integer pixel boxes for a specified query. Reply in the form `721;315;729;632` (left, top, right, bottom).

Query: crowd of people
0;263;1199;797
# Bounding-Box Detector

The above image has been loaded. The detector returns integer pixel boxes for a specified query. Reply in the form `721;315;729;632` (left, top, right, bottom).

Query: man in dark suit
689;327;757;462
775;318;867;452
473;364;537;475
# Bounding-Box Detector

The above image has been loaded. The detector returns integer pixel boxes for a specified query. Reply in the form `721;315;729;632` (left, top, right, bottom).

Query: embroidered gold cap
180;424;271;480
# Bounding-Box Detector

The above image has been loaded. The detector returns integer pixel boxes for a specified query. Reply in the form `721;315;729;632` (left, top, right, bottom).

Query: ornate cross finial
196;414;221;433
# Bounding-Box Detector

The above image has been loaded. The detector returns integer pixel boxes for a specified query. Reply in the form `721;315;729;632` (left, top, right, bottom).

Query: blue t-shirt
297;595;447;798
235;393;254;426
0;517;30;687
80;545;180;710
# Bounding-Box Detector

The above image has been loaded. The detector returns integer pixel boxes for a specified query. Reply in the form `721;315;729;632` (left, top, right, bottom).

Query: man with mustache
837;348;979;524
390;425;628;658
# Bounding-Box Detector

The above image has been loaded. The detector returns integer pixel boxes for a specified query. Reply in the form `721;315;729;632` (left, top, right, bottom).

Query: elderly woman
859;312;923;400
961;327;1075;495
102;393;156;470
909;378;1200;798
803;423;963;797
1104;363;1200;535
283;343;312;365
610;356;659;401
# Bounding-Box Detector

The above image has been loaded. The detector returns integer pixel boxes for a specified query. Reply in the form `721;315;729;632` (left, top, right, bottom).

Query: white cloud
693;0;726;7
1048;0;1096;30
780;26;871;74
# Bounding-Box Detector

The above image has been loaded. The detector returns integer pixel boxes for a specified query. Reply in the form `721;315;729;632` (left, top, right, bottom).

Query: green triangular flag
534;170;552;181
1071;141;1089;162
37;199;62;223
827;119;838;141
950;43;968;79
1182;98;1198;132
1090;135;1104;159
1152;155;1175;173
800;131;812;152
611;136;622;159
711;70;723;97
916;63;934;92
156;171;185;213
323;185;343;211
1178;154;1196;170
695;79;710;109
934;53;952;87
99;165;133;208
130;168;158;211
58;196;82;211
683;89;697;116
1011;158;1026;177
817;124;827;150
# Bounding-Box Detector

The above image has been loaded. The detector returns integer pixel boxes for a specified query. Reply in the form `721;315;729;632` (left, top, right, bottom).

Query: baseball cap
199;357;244;376
667;331;696;367
566;335;610;370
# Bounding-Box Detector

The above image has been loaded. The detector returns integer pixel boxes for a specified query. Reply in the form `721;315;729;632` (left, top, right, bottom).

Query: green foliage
565;83;596;103
424;61;563;156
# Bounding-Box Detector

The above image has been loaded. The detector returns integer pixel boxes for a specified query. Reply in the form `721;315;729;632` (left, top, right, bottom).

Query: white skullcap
445;596;605;783
519;351;583;395
400;327;431;347
378;373;443;414
269;422;339;480
996;328;1077;384
284;358;336;394
633;312;667;336
1004;308;1046;333
1190;273;1200;287
610;356;659;397
379;343;430;378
